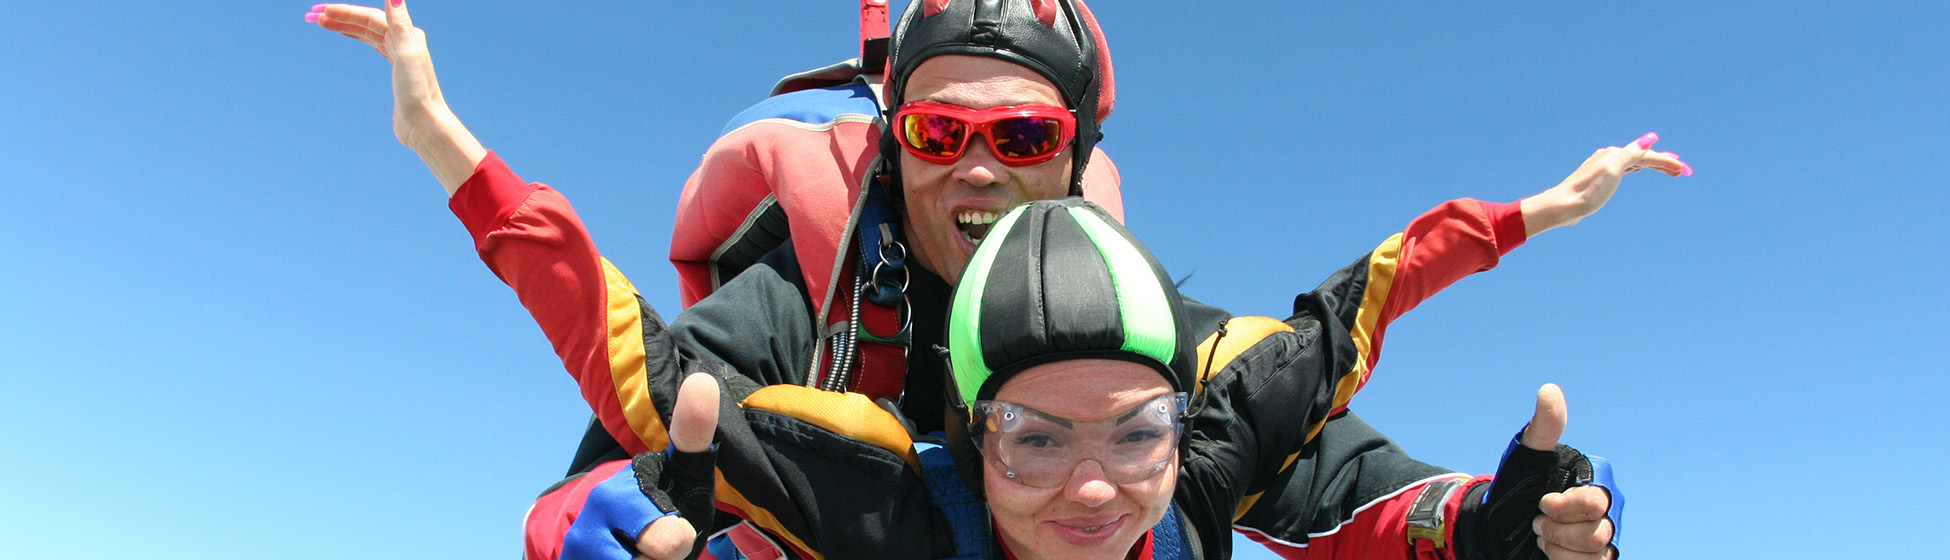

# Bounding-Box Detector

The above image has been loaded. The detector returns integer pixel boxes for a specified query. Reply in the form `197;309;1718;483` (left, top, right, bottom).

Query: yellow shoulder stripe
1338;233;1402;420
1235;234;1405;522
601;257;669;453
714;475;823;560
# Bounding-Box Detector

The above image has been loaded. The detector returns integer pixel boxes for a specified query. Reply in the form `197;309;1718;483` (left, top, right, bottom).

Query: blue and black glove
1456;431;1623;560
558;444;718;560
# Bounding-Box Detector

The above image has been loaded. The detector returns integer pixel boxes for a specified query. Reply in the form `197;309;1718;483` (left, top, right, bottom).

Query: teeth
1082;525;1103;532
956;210;999;225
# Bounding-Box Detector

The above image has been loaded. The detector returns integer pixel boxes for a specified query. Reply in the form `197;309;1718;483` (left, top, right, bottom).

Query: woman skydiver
628;198;1619;560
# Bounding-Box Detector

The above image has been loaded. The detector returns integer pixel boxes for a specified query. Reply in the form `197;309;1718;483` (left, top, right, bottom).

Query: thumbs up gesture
1461;384;1624;560
545;373;720;560
627;373;724;560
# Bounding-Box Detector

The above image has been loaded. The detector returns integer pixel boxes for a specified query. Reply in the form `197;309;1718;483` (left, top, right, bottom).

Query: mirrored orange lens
990;117;1063;159
902;113;966;157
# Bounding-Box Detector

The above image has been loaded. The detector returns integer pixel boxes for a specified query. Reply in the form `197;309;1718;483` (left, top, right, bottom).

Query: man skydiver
623;198;1621;560
305;1;1685;558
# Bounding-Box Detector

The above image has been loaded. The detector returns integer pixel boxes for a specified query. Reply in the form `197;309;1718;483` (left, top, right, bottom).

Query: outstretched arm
306;2;485;194
1294;132;1696;406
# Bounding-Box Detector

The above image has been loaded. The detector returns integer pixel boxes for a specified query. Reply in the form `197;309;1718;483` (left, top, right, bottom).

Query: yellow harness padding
1192;316;1295;391
708;385;926;560
739;384;922;472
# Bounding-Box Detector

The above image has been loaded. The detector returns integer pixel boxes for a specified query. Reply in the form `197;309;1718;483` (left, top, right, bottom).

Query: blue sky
3;1;1945;558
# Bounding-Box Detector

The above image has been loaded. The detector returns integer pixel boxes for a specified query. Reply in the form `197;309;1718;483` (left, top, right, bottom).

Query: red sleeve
449;152;669;455
1240;475;1486;560
1330;198;1529;414
522;460;632;560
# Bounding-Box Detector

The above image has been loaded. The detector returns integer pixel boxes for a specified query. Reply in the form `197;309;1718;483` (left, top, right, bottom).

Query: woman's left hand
1521;132;1692;237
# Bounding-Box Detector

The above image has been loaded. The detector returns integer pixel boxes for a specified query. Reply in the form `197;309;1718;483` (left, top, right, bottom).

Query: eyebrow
1020;407;1075;429
1016;398;1158;429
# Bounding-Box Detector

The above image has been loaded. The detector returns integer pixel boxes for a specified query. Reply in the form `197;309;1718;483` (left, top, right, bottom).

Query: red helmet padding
671;108;1122;309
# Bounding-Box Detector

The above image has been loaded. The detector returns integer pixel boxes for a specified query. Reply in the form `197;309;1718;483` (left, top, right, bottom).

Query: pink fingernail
390;0;401;6
311;3;329;10
1634;132;1660;149
304;12;319;22
1680;162;1694;177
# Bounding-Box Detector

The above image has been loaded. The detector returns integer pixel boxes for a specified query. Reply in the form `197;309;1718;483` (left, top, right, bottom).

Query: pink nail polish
1634;132;1660;149
311;3;329;10
1680;162;1694;177
304;12;319;22
390;0;401;6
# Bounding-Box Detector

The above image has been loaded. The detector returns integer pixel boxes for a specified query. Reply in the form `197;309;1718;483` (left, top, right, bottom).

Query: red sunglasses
893;101;1077;166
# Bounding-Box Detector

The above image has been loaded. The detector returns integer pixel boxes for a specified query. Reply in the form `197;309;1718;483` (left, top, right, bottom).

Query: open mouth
956;209;1000;245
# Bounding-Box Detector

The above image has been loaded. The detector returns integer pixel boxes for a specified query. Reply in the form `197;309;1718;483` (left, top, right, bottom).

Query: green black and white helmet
942;197;1197;424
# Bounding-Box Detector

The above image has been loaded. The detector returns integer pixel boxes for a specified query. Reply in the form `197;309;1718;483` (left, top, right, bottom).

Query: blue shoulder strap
1150;501;1194;560
915;440;1199;560
916;441;991;560
857;176;908;308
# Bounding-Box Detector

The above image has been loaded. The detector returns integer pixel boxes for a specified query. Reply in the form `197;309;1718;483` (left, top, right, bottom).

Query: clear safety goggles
968;392;1188;489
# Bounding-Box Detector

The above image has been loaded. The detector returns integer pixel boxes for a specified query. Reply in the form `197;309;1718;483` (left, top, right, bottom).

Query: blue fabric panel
706;533;745;560
561;463;675;560
720;83;881;136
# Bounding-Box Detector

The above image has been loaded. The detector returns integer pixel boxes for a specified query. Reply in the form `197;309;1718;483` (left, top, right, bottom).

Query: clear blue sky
4;2;1945;558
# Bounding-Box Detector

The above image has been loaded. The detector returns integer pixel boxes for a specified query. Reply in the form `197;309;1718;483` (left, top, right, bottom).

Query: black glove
1455;440;1601;560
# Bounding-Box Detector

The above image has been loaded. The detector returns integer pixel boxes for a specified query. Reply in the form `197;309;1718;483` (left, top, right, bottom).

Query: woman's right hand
307;2;485;195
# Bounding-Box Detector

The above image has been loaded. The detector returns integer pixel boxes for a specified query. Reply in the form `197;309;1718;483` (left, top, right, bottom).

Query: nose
1063;459;1118;508
952;133;1005;188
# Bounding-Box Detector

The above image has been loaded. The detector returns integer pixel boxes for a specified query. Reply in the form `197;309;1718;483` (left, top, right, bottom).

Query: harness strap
917;441;991;560
1151;502;1194;560
818;176;909;399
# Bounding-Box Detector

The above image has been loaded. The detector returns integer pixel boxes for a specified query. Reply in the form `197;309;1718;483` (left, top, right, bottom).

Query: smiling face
983;359;1177;560
899;55;1075;285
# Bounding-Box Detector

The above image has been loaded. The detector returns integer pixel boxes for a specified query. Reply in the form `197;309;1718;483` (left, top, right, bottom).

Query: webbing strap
1151;502;1193;560
916;441;990;560
848;177;908;399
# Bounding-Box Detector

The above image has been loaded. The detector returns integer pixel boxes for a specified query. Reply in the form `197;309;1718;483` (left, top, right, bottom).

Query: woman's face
984;359;1177;560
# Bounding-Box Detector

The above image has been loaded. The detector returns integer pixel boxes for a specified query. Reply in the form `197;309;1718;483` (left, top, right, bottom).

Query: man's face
984;359;1176;560
899;55;1075;285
